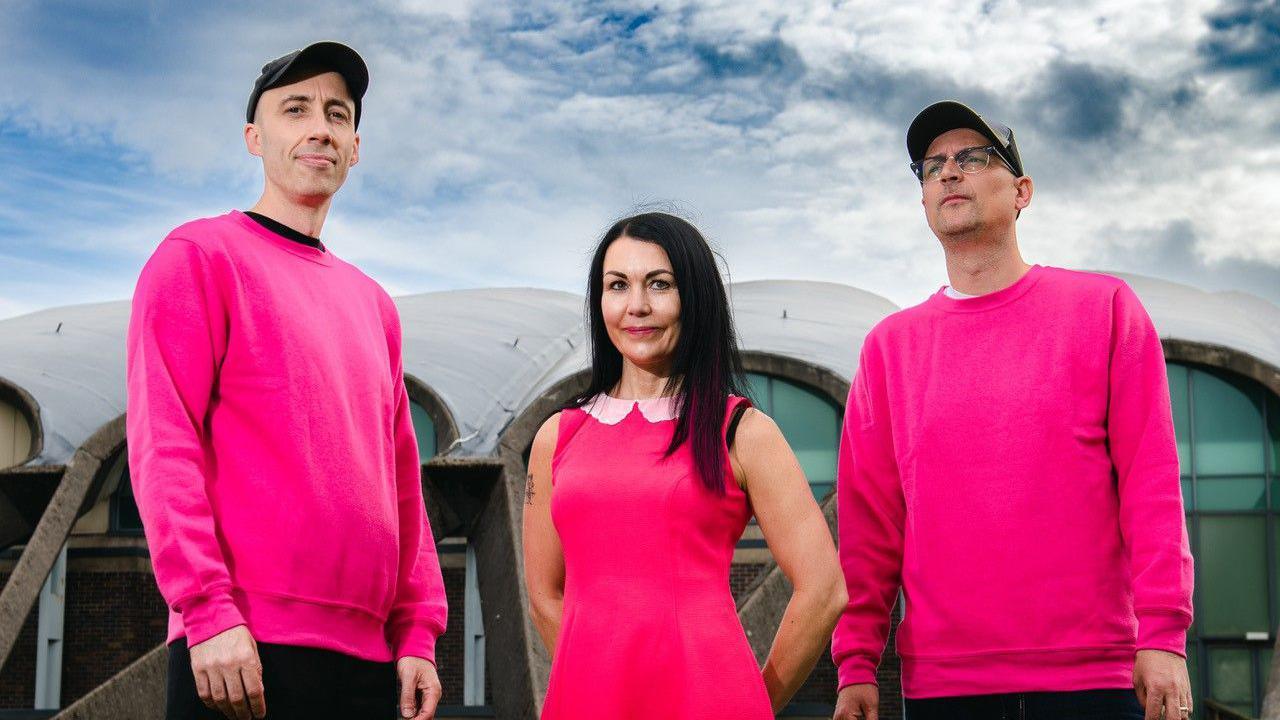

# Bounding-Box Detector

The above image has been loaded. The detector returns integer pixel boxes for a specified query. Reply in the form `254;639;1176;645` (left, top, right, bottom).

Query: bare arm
522;413;566;657
733;409;847;714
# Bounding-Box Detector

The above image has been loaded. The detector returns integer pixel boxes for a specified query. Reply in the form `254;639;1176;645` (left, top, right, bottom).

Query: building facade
0;274;1277;718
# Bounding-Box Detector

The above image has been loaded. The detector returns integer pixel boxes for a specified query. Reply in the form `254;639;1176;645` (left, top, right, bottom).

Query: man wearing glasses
831;101;1195;720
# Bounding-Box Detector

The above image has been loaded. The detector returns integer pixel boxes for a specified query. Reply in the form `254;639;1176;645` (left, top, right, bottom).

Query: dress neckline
582;393;679;425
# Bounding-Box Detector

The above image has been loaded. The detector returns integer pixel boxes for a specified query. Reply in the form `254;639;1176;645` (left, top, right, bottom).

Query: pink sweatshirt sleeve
1108;283;1195;654
382;309;449;663
126;238;245;646
831;339;906;689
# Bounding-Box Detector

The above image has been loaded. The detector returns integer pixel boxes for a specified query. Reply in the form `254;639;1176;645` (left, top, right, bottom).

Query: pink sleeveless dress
542;393;773;719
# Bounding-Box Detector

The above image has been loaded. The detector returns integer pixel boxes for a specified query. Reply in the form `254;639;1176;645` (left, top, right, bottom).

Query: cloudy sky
1;0;1277;320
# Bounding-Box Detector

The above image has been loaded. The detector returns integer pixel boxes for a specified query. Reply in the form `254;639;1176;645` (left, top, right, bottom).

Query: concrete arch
741;350;850;411
405;373;461;456
1162;338;1280;399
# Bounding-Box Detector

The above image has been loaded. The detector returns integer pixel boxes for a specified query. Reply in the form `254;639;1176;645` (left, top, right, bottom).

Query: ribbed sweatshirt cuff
179;589;246;647
390;620;442;665
1136;608;1191;655
836;655;880;690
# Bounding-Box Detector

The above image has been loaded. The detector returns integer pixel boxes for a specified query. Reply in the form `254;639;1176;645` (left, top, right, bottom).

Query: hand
1134;649;1192;719
834;683;878;720
189;625;265;720
397;656;442;720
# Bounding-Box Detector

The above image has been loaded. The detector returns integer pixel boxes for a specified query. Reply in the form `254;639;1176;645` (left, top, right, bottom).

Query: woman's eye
607;280;627;291
651;280;672;290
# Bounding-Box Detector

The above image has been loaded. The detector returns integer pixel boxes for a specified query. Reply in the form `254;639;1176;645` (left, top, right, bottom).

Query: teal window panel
1199;516;1269;636
410;400;436;461
1270;391;1279;478
745;373;772;415
1192;368;1265;476
745;373;840;501
1196;476;1266;511
1207;647;1254;716
1168;363;1192;472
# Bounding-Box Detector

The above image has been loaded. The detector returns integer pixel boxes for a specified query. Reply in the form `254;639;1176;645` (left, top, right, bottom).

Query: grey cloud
1200;0;1280;91
1021;59;1133;142
801;58;1005;137
1096;220;1280;305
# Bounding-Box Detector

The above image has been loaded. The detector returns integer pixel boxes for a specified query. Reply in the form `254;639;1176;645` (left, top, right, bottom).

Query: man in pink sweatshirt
831;101;1195;720
127;42;447;720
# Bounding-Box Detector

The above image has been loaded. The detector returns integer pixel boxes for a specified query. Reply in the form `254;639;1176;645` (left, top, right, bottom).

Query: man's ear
350;132;360;168
1014;175;1034;211
245;123;263;158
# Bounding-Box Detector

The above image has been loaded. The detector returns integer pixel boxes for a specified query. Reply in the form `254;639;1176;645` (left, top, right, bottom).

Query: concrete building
0;274;1277;719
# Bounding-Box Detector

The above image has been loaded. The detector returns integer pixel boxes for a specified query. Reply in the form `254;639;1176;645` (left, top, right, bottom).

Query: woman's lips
624;327;658;336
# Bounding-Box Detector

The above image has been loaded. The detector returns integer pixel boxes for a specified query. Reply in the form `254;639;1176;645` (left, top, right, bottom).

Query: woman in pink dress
523;212;846;719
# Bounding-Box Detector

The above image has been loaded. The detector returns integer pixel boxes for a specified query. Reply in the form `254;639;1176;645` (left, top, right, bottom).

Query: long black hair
570;212;748;495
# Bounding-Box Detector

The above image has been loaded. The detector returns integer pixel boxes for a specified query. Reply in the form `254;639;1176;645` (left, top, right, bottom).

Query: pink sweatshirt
833;265;1193;698
126;211;447;663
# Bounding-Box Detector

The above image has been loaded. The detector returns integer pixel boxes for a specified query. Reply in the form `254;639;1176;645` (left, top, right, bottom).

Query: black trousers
166;638;397;719
905;688;1145;720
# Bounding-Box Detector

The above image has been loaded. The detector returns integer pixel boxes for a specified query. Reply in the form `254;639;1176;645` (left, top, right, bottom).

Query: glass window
744;373;840;501
1196;477;1266;511
1198;516;1268;636
1168;363;1191;472
1270;390;1280;493
1192;369;1265;476
1161;362;1277;715
1207;647;1254;717
411;400;437;461
109;451;144;534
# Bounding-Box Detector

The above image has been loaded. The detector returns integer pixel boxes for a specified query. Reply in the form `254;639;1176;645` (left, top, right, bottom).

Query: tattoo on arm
525;473;535;505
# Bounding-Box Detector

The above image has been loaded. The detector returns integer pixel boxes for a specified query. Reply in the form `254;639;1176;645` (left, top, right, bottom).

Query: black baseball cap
246;42;369;128
907;100;1024;177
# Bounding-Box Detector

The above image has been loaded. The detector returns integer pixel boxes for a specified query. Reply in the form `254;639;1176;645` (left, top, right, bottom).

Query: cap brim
907;100;1003;163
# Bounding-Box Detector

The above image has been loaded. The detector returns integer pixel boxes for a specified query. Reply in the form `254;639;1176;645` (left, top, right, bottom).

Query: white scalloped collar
583;393;680;425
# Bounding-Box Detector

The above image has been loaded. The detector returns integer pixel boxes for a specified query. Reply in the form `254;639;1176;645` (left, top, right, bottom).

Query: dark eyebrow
279;94;312;106
603;269;674;279
324;98;353;114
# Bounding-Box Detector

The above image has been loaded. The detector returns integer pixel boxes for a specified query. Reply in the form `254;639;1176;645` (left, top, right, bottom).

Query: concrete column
463;543;486;705
34;543;67;709
471;457;543;720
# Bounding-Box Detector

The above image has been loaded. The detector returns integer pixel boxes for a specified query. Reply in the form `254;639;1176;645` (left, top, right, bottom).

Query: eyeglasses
911;145;1010;183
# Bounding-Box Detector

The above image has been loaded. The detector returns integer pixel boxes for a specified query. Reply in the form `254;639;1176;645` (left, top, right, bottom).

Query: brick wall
727;563;904;720
0;572;37;707
435;565;466;705
0;569;166;709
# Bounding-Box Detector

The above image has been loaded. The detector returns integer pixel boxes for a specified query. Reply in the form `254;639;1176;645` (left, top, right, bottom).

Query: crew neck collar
928;264;1045;313
230;210;334;266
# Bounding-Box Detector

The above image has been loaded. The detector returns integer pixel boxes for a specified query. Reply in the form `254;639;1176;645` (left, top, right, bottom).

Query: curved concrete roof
1;273;1275;467
1106;271;1280;372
